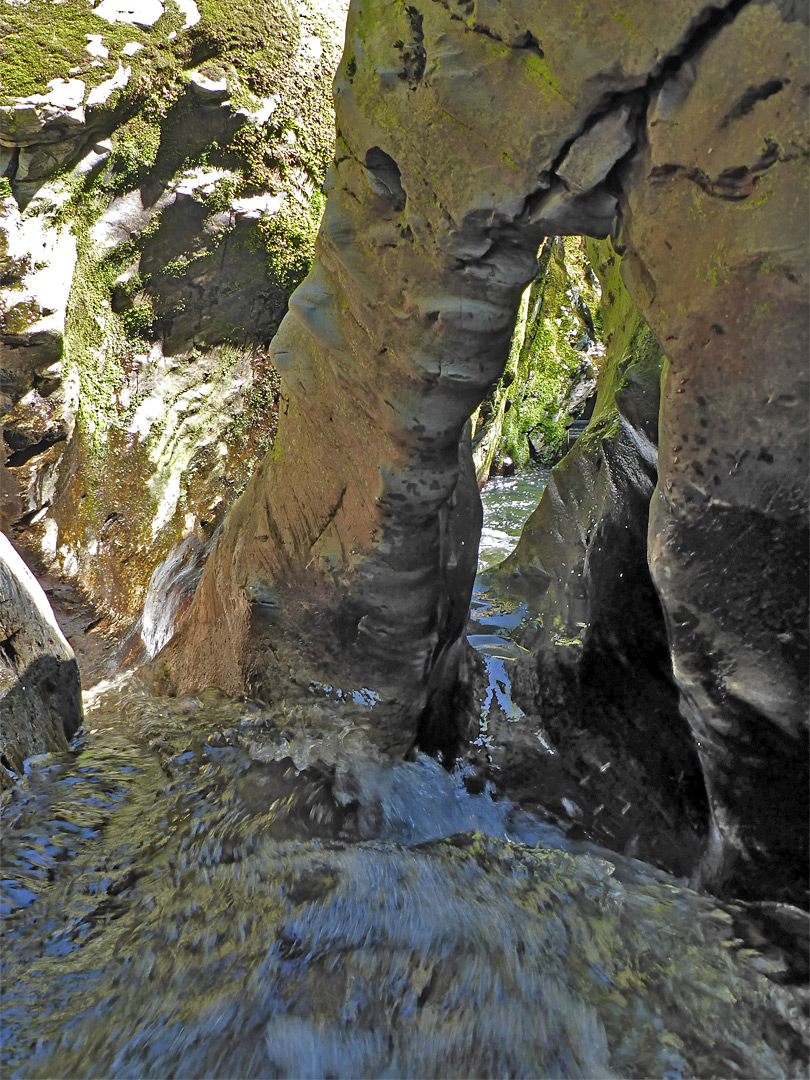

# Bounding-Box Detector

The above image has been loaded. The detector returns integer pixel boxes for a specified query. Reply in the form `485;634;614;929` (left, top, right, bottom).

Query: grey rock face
0;534;82;789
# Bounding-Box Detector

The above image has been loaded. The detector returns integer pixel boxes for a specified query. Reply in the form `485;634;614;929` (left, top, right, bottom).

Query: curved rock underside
163;0;808;904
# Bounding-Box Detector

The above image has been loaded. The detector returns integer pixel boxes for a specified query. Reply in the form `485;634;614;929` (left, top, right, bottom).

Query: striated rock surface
4;0;806;905
480;242;709;876
165;0;731;741
0;533;82;790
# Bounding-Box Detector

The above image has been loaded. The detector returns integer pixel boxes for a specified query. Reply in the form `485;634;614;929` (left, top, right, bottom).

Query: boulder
0;534;82;789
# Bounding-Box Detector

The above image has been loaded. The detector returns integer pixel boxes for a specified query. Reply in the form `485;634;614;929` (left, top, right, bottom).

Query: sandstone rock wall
4;0;805;904
622;0;809;903
165;0;728;736
1;0;347;641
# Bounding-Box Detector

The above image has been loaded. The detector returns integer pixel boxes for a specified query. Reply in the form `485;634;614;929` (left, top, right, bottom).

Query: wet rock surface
166;0;741;725
1;685;807;1079
622;1;809;905
481;244;710;879
0;535;82;789
161;0;808;892
1;0;806;940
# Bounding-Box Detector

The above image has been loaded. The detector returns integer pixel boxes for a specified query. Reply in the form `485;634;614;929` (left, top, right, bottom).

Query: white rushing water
477;465;549;572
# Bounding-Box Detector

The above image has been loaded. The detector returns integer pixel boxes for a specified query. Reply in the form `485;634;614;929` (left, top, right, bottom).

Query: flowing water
477;465;550;572
1;471;808;1079
468;466;549;730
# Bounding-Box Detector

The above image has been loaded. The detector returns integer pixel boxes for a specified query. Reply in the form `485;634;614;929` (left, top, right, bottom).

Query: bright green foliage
259;188;325;292
0;0;185;104
474;236;603;477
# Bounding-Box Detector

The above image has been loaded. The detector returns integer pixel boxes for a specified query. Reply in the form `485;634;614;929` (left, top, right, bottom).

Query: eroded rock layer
622;1;809;903
168;3;723;715
484;241;710;878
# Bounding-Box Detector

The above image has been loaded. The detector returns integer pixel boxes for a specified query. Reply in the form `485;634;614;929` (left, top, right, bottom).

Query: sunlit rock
0;533;81;789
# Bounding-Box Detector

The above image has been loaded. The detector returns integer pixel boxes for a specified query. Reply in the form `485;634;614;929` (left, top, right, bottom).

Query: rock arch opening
159;0;807;905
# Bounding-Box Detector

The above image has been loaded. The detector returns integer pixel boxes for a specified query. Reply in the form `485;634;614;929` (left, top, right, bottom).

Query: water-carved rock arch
164;0;808;903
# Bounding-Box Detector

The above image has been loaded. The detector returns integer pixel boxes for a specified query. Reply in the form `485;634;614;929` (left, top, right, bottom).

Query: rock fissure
721;77;788;125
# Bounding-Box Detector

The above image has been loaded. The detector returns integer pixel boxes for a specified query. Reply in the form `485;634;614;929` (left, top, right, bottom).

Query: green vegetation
224;348;281;460
0;0;340;617
107;114;164;188
0;0;183;104
473;236;603;478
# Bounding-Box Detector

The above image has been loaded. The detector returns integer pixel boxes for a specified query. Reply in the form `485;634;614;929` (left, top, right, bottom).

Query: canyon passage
1;0;808;1077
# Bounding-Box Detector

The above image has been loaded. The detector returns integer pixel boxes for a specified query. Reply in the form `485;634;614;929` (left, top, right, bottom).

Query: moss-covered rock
1;0;348;643
0;532;82;790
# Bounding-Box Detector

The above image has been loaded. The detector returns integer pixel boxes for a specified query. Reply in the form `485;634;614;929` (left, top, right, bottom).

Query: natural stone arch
164;1;808;901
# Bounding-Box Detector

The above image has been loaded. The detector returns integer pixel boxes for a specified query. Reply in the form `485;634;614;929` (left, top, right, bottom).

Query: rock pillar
165;0;808;906
622;1;809;902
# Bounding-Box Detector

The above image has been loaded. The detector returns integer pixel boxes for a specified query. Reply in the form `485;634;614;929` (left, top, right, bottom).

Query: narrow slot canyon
1;1;807;1077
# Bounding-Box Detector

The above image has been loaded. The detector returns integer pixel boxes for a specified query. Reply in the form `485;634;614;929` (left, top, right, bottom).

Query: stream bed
1;469;808;1079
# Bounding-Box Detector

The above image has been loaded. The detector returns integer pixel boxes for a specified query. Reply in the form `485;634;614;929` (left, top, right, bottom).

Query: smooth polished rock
163;0;808;906
165;0;721;749
0;534;82;790
622;2;809;905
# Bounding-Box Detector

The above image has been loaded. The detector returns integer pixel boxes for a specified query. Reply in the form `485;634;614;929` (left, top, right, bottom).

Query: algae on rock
472;236;603;483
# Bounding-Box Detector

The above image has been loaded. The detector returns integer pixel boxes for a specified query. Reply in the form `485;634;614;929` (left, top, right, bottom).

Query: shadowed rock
0;533;82;789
